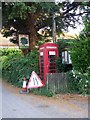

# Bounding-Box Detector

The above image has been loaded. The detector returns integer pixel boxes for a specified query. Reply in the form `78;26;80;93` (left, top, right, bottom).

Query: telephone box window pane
49;55;55;58
40;59;44;62
40;56;44;62
49;58;55;63
41;63;44;67
40;56;43;58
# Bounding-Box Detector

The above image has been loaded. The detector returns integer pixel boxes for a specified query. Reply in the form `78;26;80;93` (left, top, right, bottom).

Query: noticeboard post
19;34;29;49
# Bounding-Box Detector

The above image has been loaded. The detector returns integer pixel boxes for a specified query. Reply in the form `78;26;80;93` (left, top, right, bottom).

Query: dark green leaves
70;30;90;73
1;48;39;87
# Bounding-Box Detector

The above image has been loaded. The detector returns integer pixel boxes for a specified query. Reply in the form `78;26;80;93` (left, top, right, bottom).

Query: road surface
1;80;89;118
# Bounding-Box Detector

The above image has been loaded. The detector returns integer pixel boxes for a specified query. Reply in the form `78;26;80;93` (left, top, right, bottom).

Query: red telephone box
39;43;58;84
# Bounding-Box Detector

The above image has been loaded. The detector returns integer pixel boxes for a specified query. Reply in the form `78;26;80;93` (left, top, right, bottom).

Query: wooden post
52;12;56;43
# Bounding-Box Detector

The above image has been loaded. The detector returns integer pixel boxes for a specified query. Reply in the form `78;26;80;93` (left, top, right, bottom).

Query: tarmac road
1;80;89;118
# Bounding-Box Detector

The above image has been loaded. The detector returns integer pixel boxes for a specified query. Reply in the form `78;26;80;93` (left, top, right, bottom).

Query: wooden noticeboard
19;34;29;48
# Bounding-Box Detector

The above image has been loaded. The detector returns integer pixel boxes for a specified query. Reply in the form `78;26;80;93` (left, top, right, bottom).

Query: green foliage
70;34;90;74
7;3;36;20
2;48;39;87
0;48;22;56
67;15;90;95
56;39;72;72
31;86;54;97
70;15;90;73
66;14;90;95
6;2;60;20
1;48;54;96
3;2;90;43
67;70;90;95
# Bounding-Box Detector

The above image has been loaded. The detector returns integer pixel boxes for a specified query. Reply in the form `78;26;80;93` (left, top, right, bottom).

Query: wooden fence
46;73;67;94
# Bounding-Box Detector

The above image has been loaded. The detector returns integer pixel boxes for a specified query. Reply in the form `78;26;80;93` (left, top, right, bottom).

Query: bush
1;48;54;96
67;70;90;95
2;48;39;87
69;35;90;73
0;48;22;56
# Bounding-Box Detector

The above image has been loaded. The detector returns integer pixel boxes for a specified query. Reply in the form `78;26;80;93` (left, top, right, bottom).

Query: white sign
27;71;44;88
40;52;43;56
40;47;44;50
19;34;29;48
49;51;56;55
46;46;57;49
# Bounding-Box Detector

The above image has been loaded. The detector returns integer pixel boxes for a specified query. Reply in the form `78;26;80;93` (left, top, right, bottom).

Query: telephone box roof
39;42;58;48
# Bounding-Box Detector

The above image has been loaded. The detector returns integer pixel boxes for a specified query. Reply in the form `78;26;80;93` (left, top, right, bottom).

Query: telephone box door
39;43;58;84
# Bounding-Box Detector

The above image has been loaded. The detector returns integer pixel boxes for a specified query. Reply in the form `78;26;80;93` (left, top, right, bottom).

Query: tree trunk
26;14;37;51
20;13;38;55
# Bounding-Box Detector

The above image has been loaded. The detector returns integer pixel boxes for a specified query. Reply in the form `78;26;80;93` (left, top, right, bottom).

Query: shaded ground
1;80;89;118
